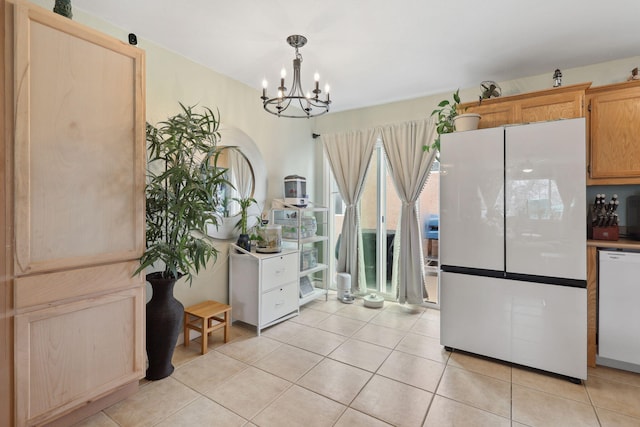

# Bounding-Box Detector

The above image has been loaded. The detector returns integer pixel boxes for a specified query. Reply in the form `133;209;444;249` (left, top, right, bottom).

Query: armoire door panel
1;1;13;424
14;287;145;426
13;3;145;275
14;261;143;310
8;3;146;424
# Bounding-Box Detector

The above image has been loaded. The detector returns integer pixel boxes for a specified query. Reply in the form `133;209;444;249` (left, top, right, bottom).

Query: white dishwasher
598;250;640;373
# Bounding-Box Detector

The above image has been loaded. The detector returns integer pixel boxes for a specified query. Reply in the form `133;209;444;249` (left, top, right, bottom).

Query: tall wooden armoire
1;1;146;425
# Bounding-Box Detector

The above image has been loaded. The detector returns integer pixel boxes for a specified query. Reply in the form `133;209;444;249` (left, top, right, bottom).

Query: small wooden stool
183;300;232;354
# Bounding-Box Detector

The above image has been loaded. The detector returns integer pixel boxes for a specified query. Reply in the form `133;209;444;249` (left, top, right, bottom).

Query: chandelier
260;35;331;118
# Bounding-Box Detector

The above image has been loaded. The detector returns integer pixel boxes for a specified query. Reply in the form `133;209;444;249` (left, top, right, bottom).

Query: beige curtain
229;148;253;199
322;129;377;293
381;120;437;304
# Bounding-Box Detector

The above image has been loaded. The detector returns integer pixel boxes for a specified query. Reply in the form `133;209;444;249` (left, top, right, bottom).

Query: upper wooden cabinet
464;101;515;129
460;82;591;129
586;80;640;185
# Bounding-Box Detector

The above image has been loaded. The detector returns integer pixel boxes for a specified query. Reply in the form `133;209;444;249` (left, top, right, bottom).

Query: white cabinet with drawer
229;245;299;335
261;283;299;325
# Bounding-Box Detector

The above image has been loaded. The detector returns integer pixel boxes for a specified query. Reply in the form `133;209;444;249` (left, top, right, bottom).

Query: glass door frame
322;140;441;307
372;142;392;298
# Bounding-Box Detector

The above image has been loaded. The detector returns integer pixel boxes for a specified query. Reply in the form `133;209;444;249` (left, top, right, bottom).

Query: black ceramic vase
236;233;251;252
145;272;184;380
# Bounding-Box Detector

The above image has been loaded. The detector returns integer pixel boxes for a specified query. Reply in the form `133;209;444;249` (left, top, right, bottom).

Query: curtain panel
381;120;437;304
321;129;377;293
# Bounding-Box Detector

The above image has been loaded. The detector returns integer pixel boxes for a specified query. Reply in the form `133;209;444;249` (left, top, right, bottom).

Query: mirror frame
207;126;267;240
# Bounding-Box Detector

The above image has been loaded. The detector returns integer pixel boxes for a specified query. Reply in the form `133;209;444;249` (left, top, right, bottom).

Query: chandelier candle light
261;35;331;118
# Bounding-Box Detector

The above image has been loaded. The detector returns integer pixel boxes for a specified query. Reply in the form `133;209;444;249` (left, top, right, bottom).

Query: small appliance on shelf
284;175;308;207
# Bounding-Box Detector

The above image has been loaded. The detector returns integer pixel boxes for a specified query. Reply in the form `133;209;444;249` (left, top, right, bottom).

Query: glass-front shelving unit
271;199;329;306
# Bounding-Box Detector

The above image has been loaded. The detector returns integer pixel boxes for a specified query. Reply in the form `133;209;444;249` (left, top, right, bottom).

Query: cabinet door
261;253;298;292
10;3;146;425
13;3;145;276
465;101;515;129
261;282;298;325
589;84;640;180
519;90;583;123
15;288;145;426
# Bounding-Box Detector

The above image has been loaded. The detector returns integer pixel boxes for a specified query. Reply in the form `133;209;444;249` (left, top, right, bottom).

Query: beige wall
313;55;640;256
29;0;640;307
313;55;640;135
29;1;316;307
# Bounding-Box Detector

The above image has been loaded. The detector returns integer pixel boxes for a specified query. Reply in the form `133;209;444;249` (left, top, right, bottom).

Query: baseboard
43;380;139;427
596;356;640;374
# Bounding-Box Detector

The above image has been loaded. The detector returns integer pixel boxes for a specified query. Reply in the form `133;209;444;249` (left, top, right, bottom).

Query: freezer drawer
441;272;587;380
598;251;640;370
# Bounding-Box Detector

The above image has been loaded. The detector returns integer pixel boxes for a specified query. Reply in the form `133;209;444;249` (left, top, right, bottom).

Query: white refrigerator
440;118;587;381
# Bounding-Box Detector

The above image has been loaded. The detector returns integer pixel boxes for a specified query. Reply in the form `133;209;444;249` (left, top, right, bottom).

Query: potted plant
429;89;480;151
249;218;265;247
429;89;460;151
234;196;257;252
135;103;227;380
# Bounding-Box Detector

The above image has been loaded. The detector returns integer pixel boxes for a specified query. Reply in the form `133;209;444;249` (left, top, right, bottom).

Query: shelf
300;263;328;277
299;288;328;306
230;243;299;259
271;199;329;307
283;235;329;245
272;199;328;212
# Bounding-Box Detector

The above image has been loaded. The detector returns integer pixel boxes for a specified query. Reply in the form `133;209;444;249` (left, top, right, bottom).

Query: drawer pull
275;268;286;275
275;299;284;306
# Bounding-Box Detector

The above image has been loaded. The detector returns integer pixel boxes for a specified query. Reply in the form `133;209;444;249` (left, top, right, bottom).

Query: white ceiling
72;0;639;113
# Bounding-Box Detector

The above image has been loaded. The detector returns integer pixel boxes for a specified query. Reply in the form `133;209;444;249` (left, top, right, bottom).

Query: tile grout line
98;295;640;426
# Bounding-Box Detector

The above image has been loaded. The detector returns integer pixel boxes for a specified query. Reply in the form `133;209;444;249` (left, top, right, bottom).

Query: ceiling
72;0;639;113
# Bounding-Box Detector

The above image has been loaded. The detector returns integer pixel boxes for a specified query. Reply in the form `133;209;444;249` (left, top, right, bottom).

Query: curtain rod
311;118;433;141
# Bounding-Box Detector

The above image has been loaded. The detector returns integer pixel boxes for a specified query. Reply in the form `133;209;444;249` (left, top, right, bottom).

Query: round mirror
213;146;255;217
206;127;267;240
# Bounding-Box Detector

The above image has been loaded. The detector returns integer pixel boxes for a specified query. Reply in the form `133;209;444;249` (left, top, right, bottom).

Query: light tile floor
76;294;640;427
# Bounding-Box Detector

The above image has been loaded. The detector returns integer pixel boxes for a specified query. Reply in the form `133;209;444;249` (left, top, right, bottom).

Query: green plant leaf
135;104;229;284
429;88;461;149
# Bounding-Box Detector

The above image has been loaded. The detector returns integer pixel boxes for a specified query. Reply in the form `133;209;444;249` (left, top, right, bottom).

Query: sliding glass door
360;143;399;297
326;140;441;304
